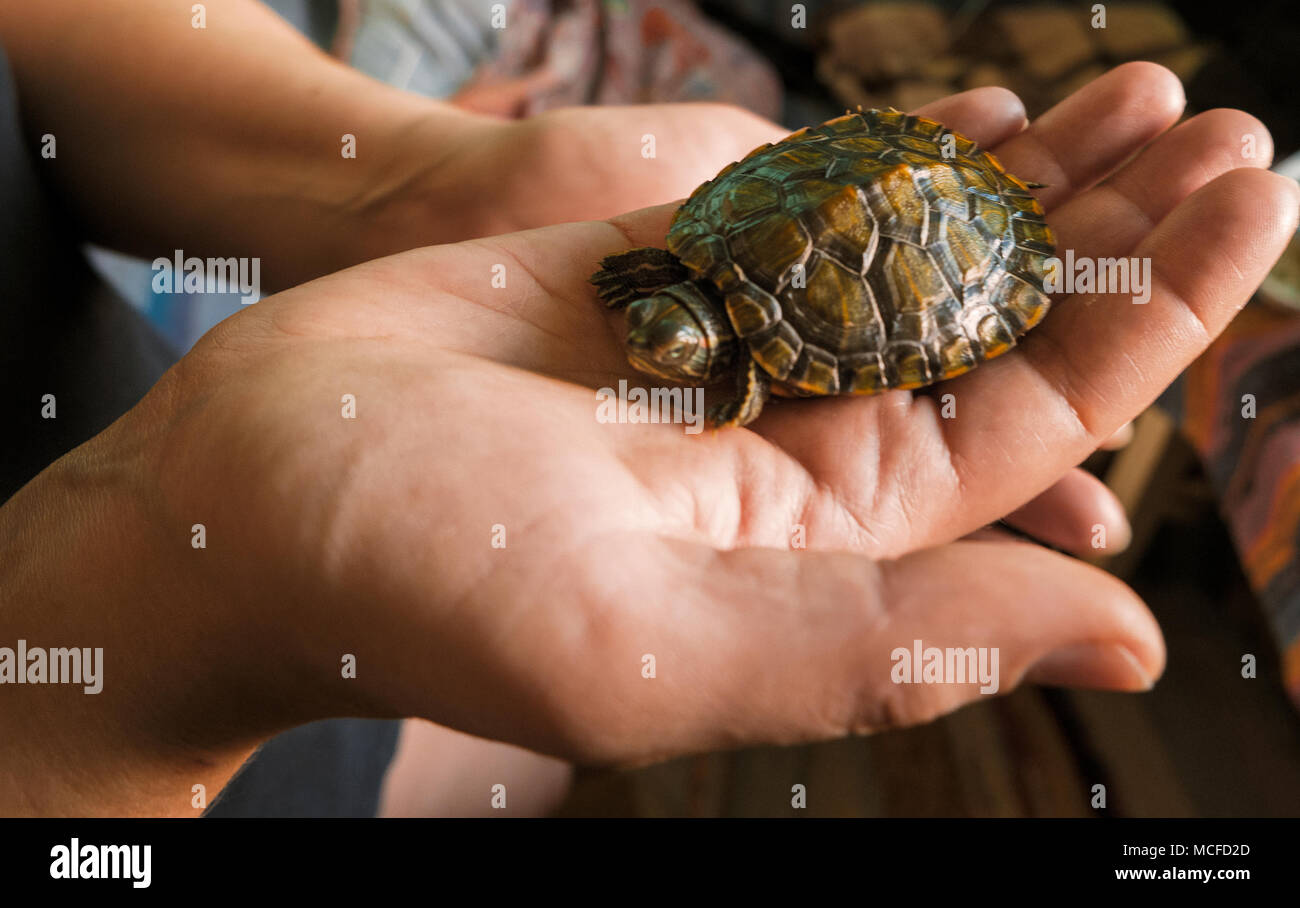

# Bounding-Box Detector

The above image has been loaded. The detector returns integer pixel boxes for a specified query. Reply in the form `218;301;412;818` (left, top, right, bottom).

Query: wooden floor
555;486;1300;817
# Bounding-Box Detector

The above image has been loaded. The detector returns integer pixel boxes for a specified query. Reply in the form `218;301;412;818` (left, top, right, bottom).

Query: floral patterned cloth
1165;301;1300;708
338;0;782;120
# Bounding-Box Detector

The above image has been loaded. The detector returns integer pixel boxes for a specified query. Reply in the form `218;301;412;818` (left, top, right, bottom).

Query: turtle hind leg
707;355;770;428
591;247;689;309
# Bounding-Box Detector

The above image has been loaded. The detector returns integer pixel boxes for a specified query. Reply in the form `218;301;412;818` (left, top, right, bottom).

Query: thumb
542;537;1163;764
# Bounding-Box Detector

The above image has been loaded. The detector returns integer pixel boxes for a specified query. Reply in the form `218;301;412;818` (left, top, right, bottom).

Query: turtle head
624;282;735;383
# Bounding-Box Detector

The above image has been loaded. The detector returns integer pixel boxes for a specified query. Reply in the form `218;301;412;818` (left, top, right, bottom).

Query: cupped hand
424;94;1129;548
141;64;1296;765
426;102;789;236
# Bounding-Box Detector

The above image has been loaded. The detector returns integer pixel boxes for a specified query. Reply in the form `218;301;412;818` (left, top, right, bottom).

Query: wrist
0;382;319;814
326;100;511;265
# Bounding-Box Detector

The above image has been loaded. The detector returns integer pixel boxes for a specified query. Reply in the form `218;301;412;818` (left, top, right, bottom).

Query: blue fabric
348;0;499;96
206;720;402;818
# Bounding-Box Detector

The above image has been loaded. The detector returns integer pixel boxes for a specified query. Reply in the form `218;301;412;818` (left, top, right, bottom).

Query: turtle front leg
707;355;770;428
590;247;688;309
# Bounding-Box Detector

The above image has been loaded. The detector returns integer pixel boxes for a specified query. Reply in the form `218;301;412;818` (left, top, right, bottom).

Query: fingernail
1026;642;1154;692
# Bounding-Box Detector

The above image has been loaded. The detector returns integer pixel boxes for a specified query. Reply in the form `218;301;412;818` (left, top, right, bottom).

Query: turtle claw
706;357;769;429
590;247;688;310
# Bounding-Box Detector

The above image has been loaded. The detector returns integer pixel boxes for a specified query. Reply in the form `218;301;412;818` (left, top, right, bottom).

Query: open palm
147;64;1297;765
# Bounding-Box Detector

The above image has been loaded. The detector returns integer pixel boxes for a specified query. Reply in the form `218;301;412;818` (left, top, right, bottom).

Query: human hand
421;97;1129;550
255;101;790;287
413;102;790;240
0;0;786;291
146;65;1295;764
5;65;1294;815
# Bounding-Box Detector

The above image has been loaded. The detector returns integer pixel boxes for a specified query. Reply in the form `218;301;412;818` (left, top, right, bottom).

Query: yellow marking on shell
976;312;1016;357
808;183;875;266
982;151;1008;174
799;356;839;393
726;287;779;336
1003;172;1031;191
671;233;728;276
906;115;947;140
873;164;930;242
872;109;908;130
720;176;782;222
883;243;949;315
752;325;801;379
943;219;994;284
845;357;887;394
1001;280;1052;334
961;167;998;195
842;150;904;180
805;255;870;333
1007;192;1047;217
780;178;848;214
896;136;939;155
922;165;969;218
1013;217;1055;252
888;341;934;390
727;214;808;287
974;197;1009;237
771;145;834;172
937;335;978;379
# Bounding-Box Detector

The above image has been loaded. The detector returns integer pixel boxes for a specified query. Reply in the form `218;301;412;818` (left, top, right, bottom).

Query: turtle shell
666;108;1055;395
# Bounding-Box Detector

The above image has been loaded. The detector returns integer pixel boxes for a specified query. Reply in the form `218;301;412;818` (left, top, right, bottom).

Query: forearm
0;0;487;289
0;383;355;816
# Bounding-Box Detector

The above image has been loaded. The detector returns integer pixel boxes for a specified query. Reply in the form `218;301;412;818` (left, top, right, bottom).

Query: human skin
0;0;789;814
0;0;790;290
1;60;1295;815
0;0;1121;555
0;0;1135;816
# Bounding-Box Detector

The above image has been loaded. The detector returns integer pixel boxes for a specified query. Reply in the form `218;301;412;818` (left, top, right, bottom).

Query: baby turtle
591;108;1055;427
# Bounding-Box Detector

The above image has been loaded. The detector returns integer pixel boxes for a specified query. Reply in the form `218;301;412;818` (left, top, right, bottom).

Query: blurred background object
817;2;1207;117
338;0;782;118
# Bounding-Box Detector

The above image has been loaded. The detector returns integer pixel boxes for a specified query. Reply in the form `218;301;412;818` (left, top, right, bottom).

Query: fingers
991;61;1186;209
935;168;1298;538
1000;467;1131;555
535;538;1162;763
755;158;1298;559
910;84;1028;146
1099;421;1134;451
1020;167;1299;437
1050;107;1275;264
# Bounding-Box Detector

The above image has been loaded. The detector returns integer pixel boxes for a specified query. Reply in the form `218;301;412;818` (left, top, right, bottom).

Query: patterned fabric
337;0;502;97
1167;301;1300;707
340;0;783;121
